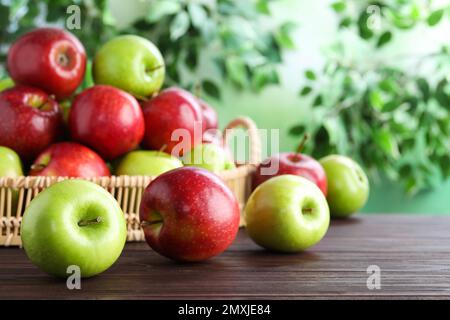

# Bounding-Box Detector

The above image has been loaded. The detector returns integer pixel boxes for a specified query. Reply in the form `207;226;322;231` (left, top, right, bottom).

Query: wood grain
1;214;450;299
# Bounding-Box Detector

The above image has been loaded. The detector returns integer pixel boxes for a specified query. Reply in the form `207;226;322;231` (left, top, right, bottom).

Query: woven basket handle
223;117;261;165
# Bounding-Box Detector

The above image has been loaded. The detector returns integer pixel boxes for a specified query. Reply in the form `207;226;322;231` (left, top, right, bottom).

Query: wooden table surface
1;214;450;300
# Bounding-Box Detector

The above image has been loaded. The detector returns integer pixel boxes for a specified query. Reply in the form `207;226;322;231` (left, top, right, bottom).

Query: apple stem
194;82;202;99
141;220;163;227
296;133;310;154
302;208;313;214
78;217;102;227
30;164;46;172
145;64;165;73
157;144;168;156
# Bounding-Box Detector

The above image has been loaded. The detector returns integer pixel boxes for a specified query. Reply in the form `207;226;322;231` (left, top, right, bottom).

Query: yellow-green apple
7;28;86;100
320;155;369;218
69;85;144;160
0;78;14;92
141;87;203;155
0;86;63;161
139;167;240;262
182;143;235;172
21;180;126;278
29;142;110;178
115;150;183;176
93;35;164;99
253;135;327;195
245;175;330;252
0;146;23;213
0;146;23;177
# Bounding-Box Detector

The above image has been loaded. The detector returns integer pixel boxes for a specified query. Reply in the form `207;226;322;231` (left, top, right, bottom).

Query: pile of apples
1;28;370;279
0;28;232;180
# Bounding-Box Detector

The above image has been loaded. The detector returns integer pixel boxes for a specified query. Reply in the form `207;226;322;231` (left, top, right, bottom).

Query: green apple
115;150;183;176
245;175;330;252
0;146;23;177
0;78;14;92
21;180;126;278
93;35;165;99
182;143;236;173
0;146;23;213
319;155;369;218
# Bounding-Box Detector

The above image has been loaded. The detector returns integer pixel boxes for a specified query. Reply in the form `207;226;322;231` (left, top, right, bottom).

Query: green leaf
339;17;352;28
256;0;270;15
241;50;266;68
300;86;312;96
251;66;279;91
226;56;248;87
357;10;374;39
416;78;430;101
0;4;9;29
382;100;400;112
202;80;221;100
170;11;190;41
188;3;208;29
275;22;296;49
374;129;399;158
379;78;398;93
376;31;392;48
427;9;444;26
435;79;450;107
331;1;346;13
369;90;384;110
305;70;316;81
146;1;181;23
289;125;306;136
313;95;323;106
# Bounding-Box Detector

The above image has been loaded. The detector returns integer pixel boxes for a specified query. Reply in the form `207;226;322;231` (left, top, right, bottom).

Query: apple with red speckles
141;87;203;156
253;135;327;195
7;28;86;100
0;86;63;161
139;167;240;262
30;142;110;178
69;85;144;160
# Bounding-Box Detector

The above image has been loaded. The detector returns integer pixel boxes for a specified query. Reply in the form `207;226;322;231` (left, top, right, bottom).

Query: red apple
141;87;203;156
0;86;62;161
199;99;218;131
69;85;145;160
140;167;240;262
7;28;86;100
253;135;328;195
29;142;110;178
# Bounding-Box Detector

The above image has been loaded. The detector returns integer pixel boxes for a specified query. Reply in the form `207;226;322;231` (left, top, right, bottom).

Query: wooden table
1;214;450;299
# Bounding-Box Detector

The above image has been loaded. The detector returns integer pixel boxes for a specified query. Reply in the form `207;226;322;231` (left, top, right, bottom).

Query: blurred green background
1;0;450;213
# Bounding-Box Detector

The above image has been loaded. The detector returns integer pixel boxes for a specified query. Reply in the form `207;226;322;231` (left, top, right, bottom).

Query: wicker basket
0;117;261;247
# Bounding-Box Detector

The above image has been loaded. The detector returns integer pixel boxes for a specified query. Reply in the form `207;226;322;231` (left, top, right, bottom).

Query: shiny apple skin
7;28;86;100
30;142;110;178
139;167;240;262
0;86;62;161
199;100;218;131
69;85;145;160
319;155;369;218
245;175;330;252
141;87;203;155
253;152;328;196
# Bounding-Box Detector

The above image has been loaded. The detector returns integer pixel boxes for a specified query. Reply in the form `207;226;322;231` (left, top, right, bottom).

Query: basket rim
0;164;256;188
